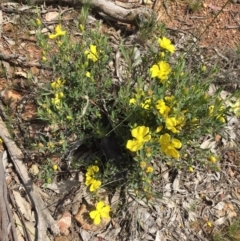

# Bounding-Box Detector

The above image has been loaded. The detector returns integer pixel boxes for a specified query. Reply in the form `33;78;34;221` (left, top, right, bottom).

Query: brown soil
155;0;240;50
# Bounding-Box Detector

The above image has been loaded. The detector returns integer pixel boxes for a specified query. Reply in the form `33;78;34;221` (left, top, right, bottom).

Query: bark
25;0;153;26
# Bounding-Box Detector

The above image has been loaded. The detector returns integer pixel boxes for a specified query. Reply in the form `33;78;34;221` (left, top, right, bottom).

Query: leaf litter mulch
0;0;240;241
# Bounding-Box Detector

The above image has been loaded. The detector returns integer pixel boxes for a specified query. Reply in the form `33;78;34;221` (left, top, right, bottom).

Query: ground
0;0;240;241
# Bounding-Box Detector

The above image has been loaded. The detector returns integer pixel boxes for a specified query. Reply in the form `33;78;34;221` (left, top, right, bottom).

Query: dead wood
0;116;59;241
22;0;153;26
0;152;18;241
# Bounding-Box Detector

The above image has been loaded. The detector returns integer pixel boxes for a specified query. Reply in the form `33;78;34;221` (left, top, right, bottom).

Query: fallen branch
21;0;153;26
0;152;18;241
0;116;59;241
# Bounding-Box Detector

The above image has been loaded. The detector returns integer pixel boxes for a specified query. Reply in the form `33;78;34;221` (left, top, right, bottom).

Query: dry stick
0;116;59;241
0;152;18;241
0;153;11;241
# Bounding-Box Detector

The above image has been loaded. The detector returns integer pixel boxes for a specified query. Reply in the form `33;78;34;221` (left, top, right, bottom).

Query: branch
22;0;153;26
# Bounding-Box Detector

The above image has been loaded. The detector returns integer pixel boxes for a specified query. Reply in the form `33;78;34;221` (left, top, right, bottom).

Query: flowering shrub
35;12;231;216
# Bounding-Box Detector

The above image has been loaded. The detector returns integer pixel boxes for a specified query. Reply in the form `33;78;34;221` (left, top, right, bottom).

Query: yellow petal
159;133;170;145
126;140;143;152
100;211;110;219
96;201;105;210
93;214;101;225
90;45;97;55
131;126;149;140
49;33;58;39
172;138;182;149
101;205;111;213
166;147;180;159
89;210;98;219
129;98;136;105
156;126;163;133
92;166;99;172
150;64;159;78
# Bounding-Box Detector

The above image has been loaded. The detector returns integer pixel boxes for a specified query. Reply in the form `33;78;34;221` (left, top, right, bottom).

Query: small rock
57;212;72;236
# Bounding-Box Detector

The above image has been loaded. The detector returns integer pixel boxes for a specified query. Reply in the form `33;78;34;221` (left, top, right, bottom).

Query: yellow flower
52;164;58;171
201;65;207;72
85;165;101;191
51;78;65;89
87;165;99;174
146;166;154;173
208;105;225;122
159;133;182;159
85;176;101;192
85;175;94;186
42;56;47;62
47;142;55;149
129;98;136;105
216;115;225;123
84;45;98;62
165;116;185;133
36;18;42;26
208;156;217;163
86;71;91;78
47;108;52;114
57;41;62;47
79;24;85;32
89;179;101;192
207;221;213;227
126;126;151;152
140;161;147;169
135;88;145;99
49;25;66;39
188;166;194;172
156;99;170;118
191;117;199;125
38;142;44;148
141;99;151;109
164;95;174;102
51;98;61;107
229;99;240;117
56;92;64;99
0;138;3;144
150;61;171;82
208;105;214;115
158;37;175;53
156;126;163;133
145;147;151;154
89;201;111;225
